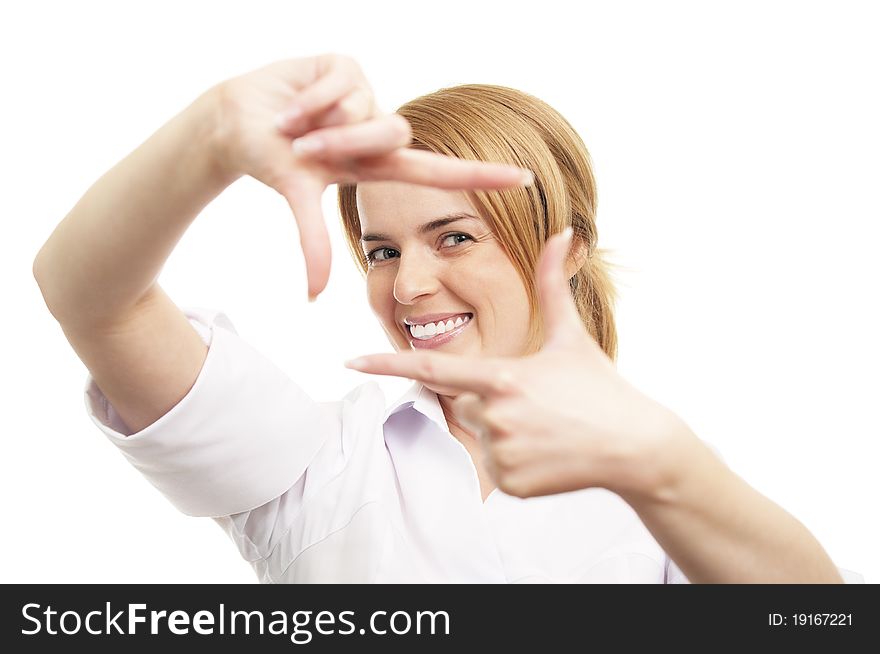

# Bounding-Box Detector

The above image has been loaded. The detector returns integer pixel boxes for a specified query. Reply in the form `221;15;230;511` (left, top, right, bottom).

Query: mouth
406;313;473;349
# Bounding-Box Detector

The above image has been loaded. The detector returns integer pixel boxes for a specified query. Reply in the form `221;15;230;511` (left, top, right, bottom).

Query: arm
33;86;237;329
34;55;533;436
621;427;844;584
33;87;236;434
342;229;845;583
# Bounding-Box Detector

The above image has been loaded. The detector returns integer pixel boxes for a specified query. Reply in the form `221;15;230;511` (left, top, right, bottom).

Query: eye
440;233;473;248
365;246;399;264
366;233;474;265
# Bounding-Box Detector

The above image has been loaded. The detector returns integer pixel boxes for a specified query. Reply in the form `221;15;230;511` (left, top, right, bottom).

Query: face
356;181;532;397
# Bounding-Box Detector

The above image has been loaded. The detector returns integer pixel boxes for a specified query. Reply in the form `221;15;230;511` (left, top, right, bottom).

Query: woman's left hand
344;228;692;500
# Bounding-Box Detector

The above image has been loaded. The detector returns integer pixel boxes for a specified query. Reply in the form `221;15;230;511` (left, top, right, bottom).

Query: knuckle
327;53;360;78
451;392;470;412
330;100;352;123
511;483;531;499
482;408;509;435
415;356;438;383
491;368;519;395
315;53;336;73
491;443;517;472
315;129;338;150
393;115;412;142
340;54;363;75
497;474;527;498
338;94;361;120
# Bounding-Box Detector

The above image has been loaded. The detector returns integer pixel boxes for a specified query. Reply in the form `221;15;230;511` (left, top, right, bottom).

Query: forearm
33;85;240;328
622;430;843;583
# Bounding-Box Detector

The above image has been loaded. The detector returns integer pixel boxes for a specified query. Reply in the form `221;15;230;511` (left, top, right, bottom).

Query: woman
34;54;846;583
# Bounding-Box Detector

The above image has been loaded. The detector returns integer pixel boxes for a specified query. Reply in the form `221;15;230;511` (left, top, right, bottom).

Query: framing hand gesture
346;228;690;500
212;54;533;300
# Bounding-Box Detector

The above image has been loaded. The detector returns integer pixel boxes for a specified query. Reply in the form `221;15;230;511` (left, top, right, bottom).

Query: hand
344;228;690;500
206;54;533;300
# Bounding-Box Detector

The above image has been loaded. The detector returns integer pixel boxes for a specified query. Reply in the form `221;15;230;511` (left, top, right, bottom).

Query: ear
563;235;590;280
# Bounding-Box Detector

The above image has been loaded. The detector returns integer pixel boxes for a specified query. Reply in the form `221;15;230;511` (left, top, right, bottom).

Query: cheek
367;276;401;335
367;280;389;313
470;264;532;350
454;257;522;307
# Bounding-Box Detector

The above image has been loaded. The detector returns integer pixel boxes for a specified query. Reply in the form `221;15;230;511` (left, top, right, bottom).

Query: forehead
356;181;476;230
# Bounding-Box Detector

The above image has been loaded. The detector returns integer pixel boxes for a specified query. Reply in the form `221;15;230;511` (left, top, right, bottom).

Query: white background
2;1;877;583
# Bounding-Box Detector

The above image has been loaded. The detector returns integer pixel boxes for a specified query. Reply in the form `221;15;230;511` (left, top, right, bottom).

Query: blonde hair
337;84;618;361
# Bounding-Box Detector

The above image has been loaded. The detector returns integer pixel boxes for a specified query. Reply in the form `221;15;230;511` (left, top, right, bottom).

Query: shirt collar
382;380;449;433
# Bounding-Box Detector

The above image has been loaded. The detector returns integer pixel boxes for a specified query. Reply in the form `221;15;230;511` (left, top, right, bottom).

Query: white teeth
408;314;471;340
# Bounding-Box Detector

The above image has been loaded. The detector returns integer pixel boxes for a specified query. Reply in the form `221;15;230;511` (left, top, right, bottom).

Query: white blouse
83;307;861;583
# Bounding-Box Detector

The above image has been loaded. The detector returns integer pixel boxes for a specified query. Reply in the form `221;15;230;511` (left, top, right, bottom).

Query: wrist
608;406;698;507
191;83;245;186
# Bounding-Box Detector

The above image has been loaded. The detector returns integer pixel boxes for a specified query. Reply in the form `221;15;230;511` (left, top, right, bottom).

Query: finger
355;148;535;190
452;391;488;436
537;227;583;349
281;88;377;137
344;351;517;397
278;175;332;301
291;114;410;160
311;87;377;129
277;67;360;131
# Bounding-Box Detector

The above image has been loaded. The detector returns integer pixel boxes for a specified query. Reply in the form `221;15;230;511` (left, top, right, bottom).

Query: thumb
280;175;332;302
537;227;582;350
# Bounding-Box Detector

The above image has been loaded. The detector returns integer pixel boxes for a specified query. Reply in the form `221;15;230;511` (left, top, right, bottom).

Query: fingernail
292;136;324;155
520;170;535;186
344;357;366;369
308;293;317;303
275;106;302;129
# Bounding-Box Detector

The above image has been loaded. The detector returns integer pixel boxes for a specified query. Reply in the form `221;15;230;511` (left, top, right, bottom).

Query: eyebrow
360;213;481;243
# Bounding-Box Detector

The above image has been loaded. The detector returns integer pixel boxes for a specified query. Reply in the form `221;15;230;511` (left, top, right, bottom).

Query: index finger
358;148;534;190
344;351;517;397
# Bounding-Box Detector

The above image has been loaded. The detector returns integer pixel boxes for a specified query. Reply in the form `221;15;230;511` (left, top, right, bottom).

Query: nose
393;251;441;305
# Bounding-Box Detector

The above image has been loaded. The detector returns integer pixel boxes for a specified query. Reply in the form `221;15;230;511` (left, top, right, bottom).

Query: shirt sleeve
83;306;339;518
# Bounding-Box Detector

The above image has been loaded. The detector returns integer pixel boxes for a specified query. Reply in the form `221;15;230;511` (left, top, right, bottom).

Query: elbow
32;241;52;288
32;249;61;322
32;250;48;301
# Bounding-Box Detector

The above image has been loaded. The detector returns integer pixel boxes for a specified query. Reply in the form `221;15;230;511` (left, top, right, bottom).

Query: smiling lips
408;313;471;339
408;313;473;349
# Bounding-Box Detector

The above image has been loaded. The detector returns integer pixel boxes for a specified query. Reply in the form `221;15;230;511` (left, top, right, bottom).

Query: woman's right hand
205;54;533;301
